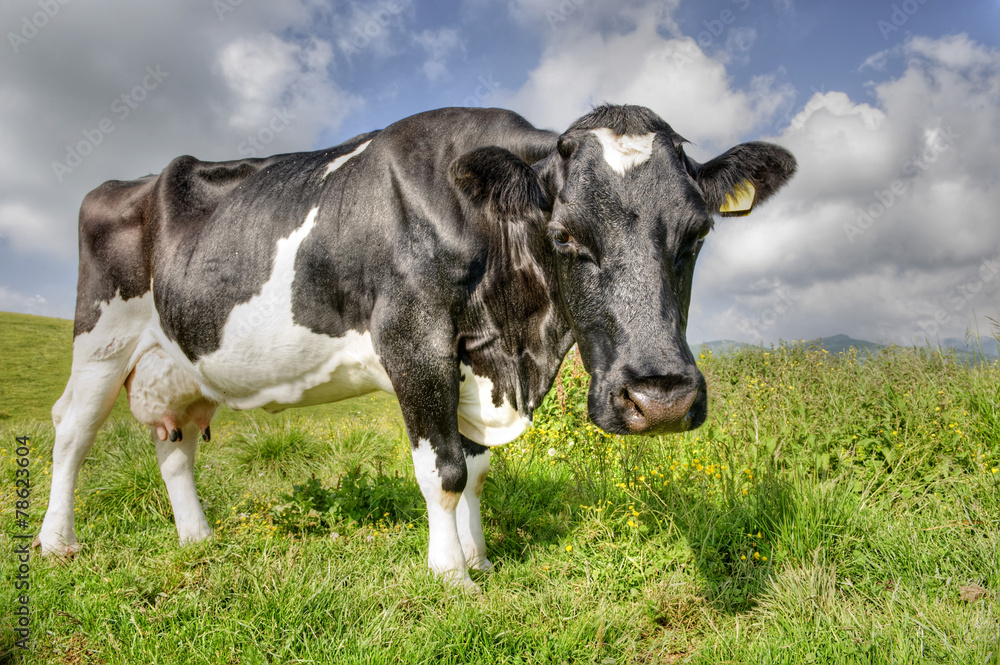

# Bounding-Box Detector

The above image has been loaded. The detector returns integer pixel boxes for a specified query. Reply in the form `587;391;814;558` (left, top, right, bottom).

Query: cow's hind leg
457;438;493;571
37;364;127;555
154;422;211;544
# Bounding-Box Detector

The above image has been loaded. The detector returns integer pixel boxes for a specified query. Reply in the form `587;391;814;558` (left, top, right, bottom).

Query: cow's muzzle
611;374;707;435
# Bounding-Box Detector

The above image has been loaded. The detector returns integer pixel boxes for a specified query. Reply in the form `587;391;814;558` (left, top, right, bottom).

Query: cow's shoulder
375;108;557;166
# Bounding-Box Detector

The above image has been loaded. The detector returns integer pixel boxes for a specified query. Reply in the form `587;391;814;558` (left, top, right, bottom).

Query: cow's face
451;105;796;436
535;106;796;435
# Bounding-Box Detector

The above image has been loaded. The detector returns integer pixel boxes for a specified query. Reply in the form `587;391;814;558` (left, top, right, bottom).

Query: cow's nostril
617;386;643;423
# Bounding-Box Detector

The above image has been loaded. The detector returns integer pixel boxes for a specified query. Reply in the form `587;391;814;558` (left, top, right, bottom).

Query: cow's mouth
601;375;707;435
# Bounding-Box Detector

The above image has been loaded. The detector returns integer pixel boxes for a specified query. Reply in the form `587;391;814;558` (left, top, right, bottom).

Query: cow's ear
450;147;550;217
694;142;796;217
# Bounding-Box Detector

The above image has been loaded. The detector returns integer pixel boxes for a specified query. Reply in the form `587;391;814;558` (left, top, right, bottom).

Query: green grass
1;313;998;664
0;311;79;422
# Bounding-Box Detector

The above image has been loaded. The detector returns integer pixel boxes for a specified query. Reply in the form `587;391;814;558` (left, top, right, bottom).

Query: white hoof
34;534;81;557
439;568;481;593
468;556;494;572
177;526;213;545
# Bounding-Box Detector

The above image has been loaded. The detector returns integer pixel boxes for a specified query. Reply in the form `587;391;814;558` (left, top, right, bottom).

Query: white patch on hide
72;291;154;366
457;362;531;446
193;206;394;410
590;128;655;176
322;140;371;179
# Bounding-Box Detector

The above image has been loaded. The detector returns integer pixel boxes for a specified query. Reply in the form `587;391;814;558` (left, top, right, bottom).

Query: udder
125;346;217;442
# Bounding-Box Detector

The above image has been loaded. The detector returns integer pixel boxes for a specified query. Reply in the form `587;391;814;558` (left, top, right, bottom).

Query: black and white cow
37;105;795;587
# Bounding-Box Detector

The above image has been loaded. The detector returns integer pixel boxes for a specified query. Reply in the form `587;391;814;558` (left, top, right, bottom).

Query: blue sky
2;0;999;347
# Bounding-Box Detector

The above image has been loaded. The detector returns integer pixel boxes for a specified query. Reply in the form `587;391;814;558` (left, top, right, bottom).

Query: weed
230;416;329;476
269;468;422;533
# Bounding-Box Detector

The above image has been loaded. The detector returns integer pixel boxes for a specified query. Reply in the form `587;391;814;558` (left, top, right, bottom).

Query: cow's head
452;104;796;435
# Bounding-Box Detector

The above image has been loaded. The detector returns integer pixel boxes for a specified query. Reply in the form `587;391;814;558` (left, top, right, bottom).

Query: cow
36;105;796;588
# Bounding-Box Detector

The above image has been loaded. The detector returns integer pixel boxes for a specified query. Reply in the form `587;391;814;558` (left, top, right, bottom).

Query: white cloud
0;0;363;265
723;26;757;65
218;35;309;130
332;0;414;61
907;33;998;71
413;28;464;82
0;285;53;317
217;34;361;136
508;0;680;35
0;202;70;258
688;33;1000;347
503;10;792;150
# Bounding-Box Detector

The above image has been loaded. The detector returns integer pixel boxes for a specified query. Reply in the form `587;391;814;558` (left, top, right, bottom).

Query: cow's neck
457;223;573;417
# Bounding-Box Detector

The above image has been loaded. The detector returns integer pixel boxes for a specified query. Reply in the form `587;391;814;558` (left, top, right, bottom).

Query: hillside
0;310;82;421
1;314;997;664
694;333;999;365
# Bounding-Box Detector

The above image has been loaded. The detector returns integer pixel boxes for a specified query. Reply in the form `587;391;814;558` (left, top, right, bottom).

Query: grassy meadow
1;311;998;663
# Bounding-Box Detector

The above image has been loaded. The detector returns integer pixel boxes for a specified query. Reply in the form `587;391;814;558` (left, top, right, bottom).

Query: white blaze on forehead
457;362;531;446
590;128;656;176
322;140;371;179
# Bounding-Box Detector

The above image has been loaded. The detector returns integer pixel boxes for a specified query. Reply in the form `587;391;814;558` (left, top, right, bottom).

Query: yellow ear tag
719;181;756;217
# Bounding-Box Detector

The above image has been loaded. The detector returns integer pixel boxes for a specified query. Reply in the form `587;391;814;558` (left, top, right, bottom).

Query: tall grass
230;416;330;476
0;342;997;663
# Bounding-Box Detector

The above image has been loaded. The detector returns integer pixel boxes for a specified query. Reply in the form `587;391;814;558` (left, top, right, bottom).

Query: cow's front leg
154;423;211;544
375;305;476;588
410;433;475;589
457;437;492;571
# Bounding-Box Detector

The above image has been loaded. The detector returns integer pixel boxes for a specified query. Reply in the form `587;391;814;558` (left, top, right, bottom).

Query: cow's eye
549;224;577;248
553;229;574;246
691;226;711;252
677;228;710;268
549;223;596;262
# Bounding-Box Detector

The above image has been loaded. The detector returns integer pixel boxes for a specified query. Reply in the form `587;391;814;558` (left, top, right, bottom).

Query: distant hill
693;333;1000;365
816;334;883;357
941;336;1000;358
693;339;752;355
